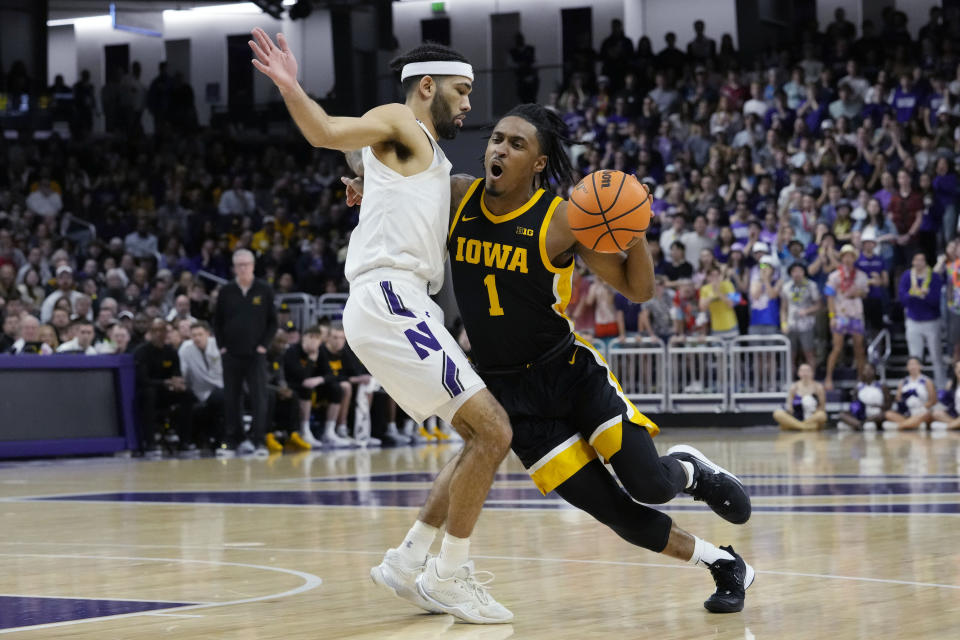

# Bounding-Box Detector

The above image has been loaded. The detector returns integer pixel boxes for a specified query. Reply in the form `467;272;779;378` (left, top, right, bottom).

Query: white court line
5;494;960;516
0;592;213;604
0;553;321;635
0;541;956;592
142;612;205;618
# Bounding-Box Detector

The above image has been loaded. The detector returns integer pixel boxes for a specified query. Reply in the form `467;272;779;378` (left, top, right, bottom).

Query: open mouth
490;162;504;179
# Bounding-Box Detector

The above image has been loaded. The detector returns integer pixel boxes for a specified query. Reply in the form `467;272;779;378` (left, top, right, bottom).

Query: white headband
400;61;474;82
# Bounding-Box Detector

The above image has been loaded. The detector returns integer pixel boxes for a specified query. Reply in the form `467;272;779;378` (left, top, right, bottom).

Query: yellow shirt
251;229;273;253
699;280;738;332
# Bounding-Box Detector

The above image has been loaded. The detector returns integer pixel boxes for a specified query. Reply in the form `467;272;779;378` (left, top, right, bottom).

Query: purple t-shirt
856;253;886;299
892;88;919;123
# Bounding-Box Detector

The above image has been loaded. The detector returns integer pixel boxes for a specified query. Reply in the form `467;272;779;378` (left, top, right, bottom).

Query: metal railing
867;328;891;383
667;336;729;412
728;335;792;411
317;293;348;321
608;337;668;412
275;293;316;331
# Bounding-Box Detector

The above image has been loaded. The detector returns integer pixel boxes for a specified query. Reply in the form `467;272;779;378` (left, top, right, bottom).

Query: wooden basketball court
2;428;959;639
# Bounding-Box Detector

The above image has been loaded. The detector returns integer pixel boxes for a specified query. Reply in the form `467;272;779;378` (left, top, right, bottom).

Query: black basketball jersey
447;178;574;370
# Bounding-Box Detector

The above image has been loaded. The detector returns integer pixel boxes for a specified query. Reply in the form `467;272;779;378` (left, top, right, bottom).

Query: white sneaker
370;549;443;614
836;422;851;431
237;440;256;456
300;427;324;448
882;421;900;432
416;557;513;624
322;432;356;448
252;445;269;458
359;436;382;447
931;421;950;431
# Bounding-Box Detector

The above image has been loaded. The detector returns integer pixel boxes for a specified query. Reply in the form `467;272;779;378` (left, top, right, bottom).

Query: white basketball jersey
345;120;452;295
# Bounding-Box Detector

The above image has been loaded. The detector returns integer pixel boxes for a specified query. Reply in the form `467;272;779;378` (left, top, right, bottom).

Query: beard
431;94;460;140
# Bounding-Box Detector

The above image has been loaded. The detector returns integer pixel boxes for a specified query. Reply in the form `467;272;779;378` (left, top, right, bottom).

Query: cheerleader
883;357;936;430
773;363;828;430
930;360;960;430
838;363;888;430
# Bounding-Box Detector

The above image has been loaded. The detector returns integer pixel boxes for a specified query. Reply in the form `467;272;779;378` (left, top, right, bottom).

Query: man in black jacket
213;249;277;457
283;325;350;448
135;318;194;458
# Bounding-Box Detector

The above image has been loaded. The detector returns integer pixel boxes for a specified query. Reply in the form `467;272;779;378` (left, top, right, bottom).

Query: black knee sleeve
608;422;687;505
554;459;673;553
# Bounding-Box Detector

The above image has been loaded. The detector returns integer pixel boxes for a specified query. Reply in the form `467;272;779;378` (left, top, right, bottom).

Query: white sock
679;460;695;488
300;420;311;434
436;533;470;578
323;420;336;437
689;536;734;568
337;423;349;437
396;520;438;566
386;421;397;433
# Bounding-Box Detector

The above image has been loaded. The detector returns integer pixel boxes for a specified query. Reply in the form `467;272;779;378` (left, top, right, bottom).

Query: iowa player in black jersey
343;105;755;614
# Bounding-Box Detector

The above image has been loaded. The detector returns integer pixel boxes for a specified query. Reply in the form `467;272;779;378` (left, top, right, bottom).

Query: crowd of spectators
559;7;960;395
5;6;960;448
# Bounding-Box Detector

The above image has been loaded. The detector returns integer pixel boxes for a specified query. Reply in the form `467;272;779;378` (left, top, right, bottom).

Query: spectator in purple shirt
856;229;888;336
899;252;945;388
891;75;920;124
934;157;959;245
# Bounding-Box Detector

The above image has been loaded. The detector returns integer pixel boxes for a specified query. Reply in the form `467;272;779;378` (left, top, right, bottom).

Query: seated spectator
587;279;618;341
664;241;694;287
264;333;305;451
16;267;46;311
930;360;960;431
38;324;60;352
56;318;97;354
638;276;673;342
748;256;781;335
179;321;224;452
166;322;184;351
883;357;936;431
10;314;52;355
773;363;827;430
0;312;19;352
613;292;643;342
135;318;195;457
698;265;739;339
780;263;821;367
824;245;868;389
899;252;945;389
670;280;701;338
166;294;197;324
681;215;714;267
283;325;347;448
838;363;888;431
40;266;82;324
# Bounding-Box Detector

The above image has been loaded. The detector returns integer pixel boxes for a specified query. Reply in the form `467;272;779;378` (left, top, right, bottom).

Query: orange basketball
568;170;652;253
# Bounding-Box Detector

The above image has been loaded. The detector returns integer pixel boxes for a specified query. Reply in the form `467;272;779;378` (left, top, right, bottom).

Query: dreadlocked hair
389;43;470;96
503;103;580;190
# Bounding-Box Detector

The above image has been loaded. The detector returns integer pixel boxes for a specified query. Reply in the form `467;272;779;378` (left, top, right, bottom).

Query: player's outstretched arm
250;28;409;151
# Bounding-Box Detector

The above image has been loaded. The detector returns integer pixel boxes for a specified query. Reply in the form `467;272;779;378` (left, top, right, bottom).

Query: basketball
568;170;652;253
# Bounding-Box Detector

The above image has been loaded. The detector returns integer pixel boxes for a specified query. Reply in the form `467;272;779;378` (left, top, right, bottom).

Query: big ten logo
515;226;534;237
600;171;612;188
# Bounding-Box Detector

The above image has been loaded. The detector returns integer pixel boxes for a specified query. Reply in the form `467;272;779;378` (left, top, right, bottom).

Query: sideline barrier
666;336;728;412
729;335;792;411
276;293;316;330
608;337;668;412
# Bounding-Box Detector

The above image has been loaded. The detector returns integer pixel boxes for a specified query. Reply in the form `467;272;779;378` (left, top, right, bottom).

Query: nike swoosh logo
568;349;577;365
461;215;478;222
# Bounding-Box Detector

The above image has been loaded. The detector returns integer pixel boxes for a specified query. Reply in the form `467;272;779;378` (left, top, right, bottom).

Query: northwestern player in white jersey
250;30;513;623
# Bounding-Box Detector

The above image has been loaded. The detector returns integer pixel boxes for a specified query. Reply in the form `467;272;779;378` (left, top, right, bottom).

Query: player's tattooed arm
450;174;477;217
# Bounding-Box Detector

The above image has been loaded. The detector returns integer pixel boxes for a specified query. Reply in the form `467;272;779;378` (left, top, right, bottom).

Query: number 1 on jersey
483;273;505;316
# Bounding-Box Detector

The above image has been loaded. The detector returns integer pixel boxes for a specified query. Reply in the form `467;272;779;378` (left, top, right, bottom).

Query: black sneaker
704;545;754;613
667;444;751;524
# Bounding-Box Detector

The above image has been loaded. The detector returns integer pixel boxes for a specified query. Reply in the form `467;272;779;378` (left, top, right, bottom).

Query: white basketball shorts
343;270;485;425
